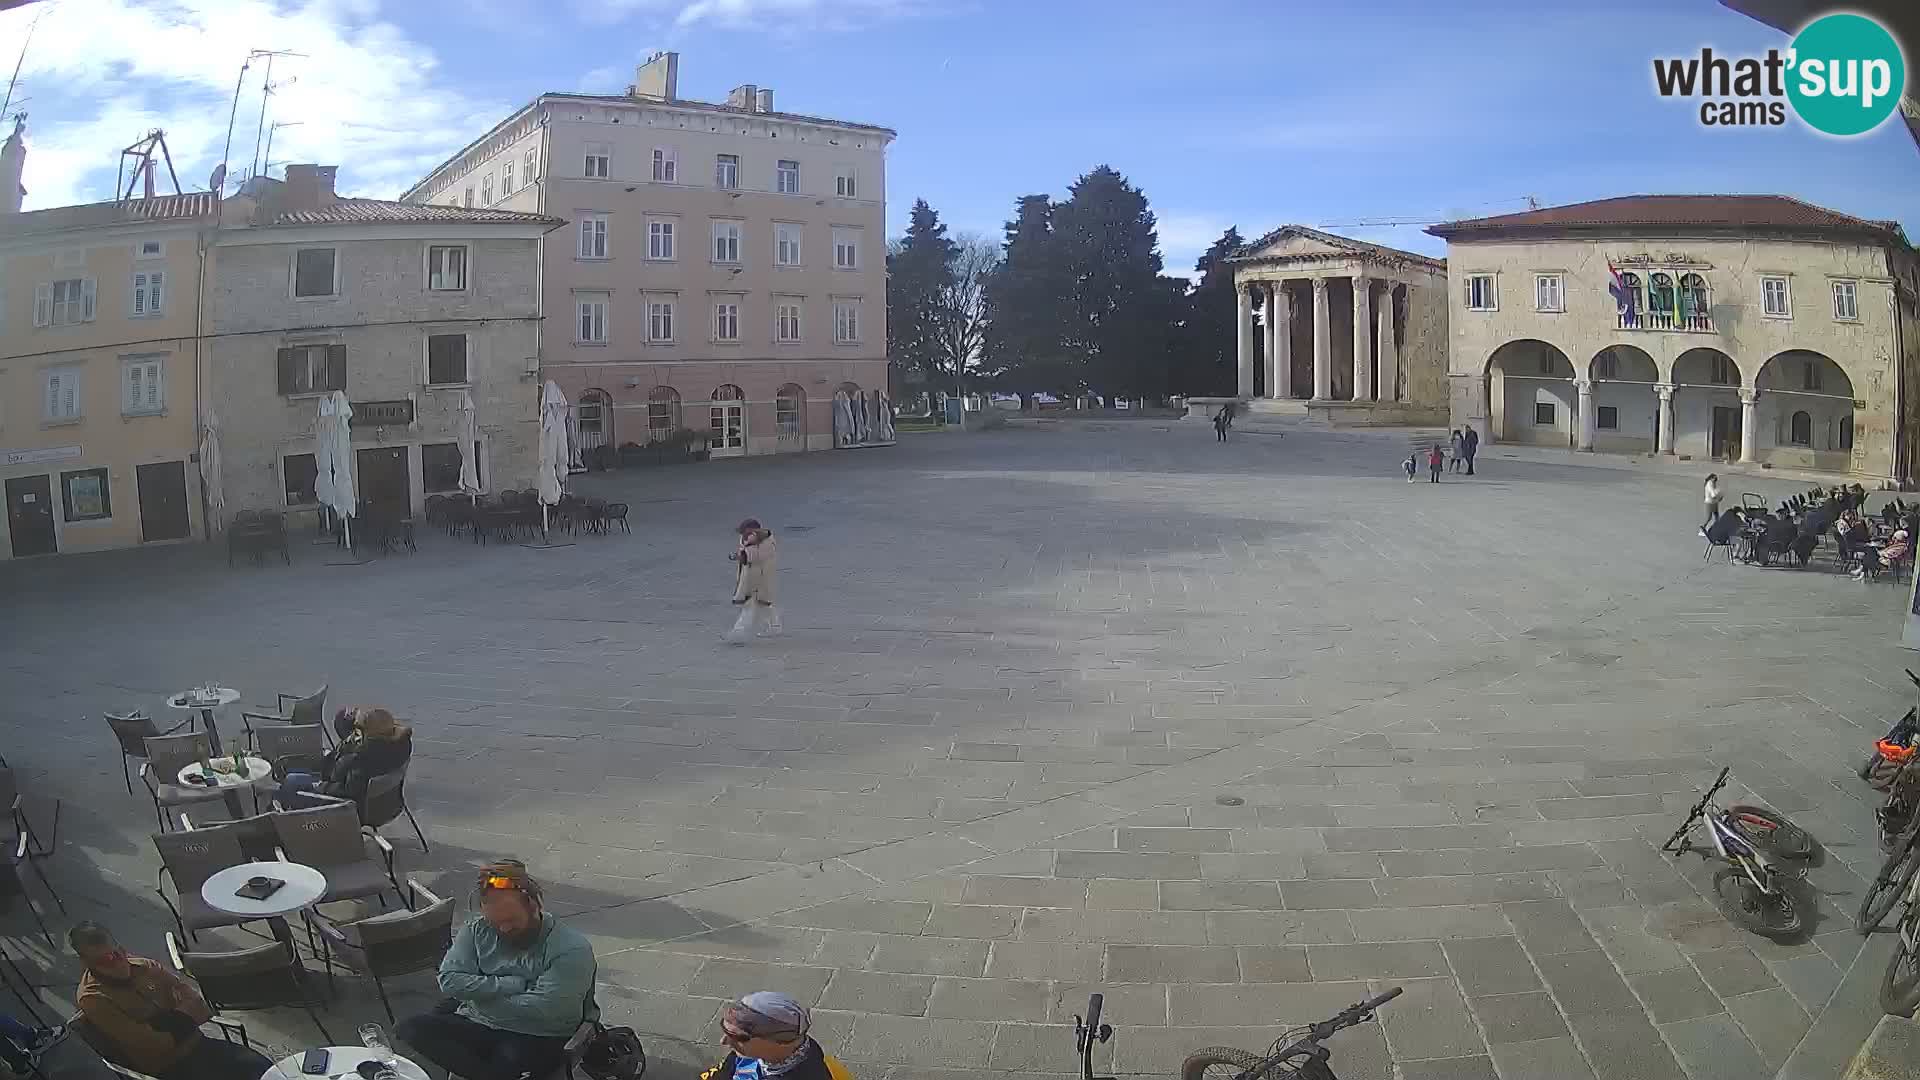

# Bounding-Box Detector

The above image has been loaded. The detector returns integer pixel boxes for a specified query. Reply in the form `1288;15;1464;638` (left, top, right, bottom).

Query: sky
4;0;1918;274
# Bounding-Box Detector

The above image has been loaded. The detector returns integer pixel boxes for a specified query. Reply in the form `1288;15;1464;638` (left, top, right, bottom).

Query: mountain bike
1880;853;1920;1016
1661;767;1807;939
1861;809;1920;933
1179;987;1401;1080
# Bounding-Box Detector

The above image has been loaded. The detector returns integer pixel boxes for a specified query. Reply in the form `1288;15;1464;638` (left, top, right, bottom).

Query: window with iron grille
1535;401;1555;425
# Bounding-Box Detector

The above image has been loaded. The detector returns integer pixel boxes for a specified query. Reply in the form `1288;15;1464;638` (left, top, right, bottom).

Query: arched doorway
1588;345;1660;452
576;389;613;450
709;385;746;457
833;382;863;447
1671;347;1744;461
1755;350;1855;473
646;386;682;443
1485;340;1575;446
776;384;807;453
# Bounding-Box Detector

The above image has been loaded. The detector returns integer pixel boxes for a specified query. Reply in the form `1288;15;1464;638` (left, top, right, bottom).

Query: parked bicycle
1861;799;1920;934
1881;860;1920;1016
1661;767;1808;939
1072;993;1115;1080
1180;987;1401;1080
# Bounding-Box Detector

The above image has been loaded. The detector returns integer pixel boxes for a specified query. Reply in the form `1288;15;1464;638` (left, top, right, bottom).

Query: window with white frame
122;354;164;415
292;248;337;298
34;278;95;326
584;143;611;179
776;300;801;342
427;245;468;291
524;147;538;181
651;146;677;183
130;270;164;317
481;175;494;205
712;220;741;263
835;169;857;198
715;153;739;190
647;218;676;260
714;300;740;342
1533;273;1563;312
1466;274;1496;311
776;159;799;194
833;299;860;343
775;223;802;266
832;228;859;270
578;214;609;259
501;159;515;195
647;297;675;342
427;333;469;385
43;366;81;421
463;188;474;207
1833;279;1859;321
577;294;609;343
1761;276;1791;317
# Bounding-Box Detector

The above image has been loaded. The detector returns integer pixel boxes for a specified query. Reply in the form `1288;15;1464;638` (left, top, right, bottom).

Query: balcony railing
1617;309;1714;333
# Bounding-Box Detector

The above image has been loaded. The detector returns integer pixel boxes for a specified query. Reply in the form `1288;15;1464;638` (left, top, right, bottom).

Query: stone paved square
2;418;1911;1079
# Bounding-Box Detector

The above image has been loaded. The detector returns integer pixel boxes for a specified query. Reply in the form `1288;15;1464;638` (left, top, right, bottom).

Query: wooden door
136;461;191;542
355;447;411;521
4;475;56;557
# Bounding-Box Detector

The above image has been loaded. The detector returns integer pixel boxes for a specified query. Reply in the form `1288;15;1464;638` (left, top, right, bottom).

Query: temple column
1739;388;1758;463
1311;278;1332;401
1351;275;1373;402
1377;286;1398;402
1267;283;1291;399
1235;285;1254;398
1575;379;1595;451
1655;383;1675;455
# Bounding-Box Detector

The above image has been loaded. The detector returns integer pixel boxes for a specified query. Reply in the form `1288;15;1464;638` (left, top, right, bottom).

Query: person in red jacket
1427;444;1444;483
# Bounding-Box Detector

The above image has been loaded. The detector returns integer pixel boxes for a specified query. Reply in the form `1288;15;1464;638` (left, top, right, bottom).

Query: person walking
1461;425;1479;475
1427;444;1444;483
1213;404;1233;443
1702;473;1722;532
1403;452;1418;483
1448;429;1464;472
726;519;781;643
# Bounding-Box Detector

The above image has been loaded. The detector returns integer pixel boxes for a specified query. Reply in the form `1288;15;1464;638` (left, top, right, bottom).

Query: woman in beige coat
726;518;780;642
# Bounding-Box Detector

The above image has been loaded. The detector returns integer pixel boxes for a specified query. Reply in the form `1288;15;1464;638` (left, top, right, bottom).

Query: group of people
64;860;848;1080
1701;475;1911;578
1405;425;1479;483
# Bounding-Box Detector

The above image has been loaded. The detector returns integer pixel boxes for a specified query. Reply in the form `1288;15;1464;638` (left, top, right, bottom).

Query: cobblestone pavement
3;419;1915;1080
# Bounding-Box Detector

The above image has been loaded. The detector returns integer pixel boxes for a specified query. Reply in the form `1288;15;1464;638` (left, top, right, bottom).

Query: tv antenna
219;49;304;192
117;129;182;201
1;3;49;120
262;120;303;177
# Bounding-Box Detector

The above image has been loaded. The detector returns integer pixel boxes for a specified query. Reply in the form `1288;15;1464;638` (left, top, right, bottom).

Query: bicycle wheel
1859;840;1920;933
1712;867;1804;938
1880;923;1920;1018
1181;1047;1283;1080
1726;806;1816;860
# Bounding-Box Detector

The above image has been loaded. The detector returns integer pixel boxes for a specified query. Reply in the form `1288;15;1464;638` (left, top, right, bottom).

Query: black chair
0;756;57;858
241;685;330;749
311;876;453;1021
152;825;255;945
604;503;631;534
0;832;61;948
166;932;331;1044
362;767;430;852
104;711;191;795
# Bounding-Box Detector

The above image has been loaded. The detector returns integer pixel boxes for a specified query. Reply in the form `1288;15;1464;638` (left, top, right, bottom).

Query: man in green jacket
397;861;597;1080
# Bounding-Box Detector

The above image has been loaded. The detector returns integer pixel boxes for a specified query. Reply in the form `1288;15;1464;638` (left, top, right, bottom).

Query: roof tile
1428;195;1904;242
266;198;561;228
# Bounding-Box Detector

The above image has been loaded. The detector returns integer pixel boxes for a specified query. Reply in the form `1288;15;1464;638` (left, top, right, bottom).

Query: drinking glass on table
359;1023;394;1064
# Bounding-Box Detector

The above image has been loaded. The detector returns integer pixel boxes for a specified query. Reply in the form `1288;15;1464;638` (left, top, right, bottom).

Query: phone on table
301;1047;330;1074
235;875;285;902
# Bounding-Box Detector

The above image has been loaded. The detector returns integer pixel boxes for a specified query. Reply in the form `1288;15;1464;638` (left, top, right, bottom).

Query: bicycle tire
1711;867;1804;939
1859;839;1920;934
1181;1047;1283;1080
1880;923;1920;1018
1726;805;1816;860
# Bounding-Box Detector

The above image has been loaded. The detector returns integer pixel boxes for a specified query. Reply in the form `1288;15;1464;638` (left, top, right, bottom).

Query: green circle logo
1787;13;1906;136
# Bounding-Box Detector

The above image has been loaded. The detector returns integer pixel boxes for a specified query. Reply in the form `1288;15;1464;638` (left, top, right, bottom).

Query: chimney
756;88;774;114
0;117;26;215
281;164;338;211
633;51;679;102
726;84;757;110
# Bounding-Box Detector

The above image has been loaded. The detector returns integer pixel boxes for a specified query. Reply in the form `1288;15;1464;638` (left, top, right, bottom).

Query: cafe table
178;754;273;818
201;860;327;960
261;1046;430;1079
167;686;242;754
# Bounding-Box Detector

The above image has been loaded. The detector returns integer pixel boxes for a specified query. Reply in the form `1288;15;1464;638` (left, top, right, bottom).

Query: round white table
262;1046;430;1080
202;860;329;980
178;756;273;789
167;687;241;754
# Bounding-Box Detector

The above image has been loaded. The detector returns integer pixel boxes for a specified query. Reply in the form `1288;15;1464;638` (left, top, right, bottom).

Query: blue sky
6;0;1916;272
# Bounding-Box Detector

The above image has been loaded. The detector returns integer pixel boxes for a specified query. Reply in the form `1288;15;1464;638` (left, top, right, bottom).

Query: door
136;461;191;542
4;475;56;557
710;402;746;457
355;447;411;521
1711;406;1740;460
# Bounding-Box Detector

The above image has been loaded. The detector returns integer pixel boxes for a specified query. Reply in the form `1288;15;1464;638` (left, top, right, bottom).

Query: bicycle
1661;767;1807;939
1179;987;1402;1080
1072;993;1115;1080
1881;851;1920;1016
1861;802;1920;934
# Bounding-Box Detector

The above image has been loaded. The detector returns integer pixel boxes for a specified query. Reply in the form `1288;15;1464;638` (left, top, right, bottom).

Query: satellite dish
208;164;227;192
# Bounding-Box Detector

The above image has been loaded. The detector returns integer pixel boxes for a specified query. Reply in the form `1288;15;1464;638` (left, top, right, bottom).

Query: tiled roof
548;91;896;137
265;199;562;228
1231;224;1447;270
0;192;216;237
1427;195;1906;242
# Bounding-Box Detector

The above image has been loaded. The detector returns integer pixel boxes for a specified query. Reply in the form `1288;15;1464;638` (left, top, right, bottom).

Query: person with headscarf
702;992;852;1080
726;519;780;643
274;706;412;811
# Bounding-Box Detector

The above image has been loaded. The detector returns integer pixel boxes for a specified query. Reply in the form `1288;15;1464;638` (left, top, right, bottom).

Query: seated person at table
70;922;271;1080
276;705;412;811
1704;507;1745;546
1758;513;1798;562
1855;529;1911;581
397;861;598;1080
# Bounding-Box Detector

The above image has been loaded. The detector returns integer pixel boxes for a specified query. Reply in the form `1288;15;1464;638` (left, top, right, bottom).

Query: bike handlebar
1908;668;1919;691
1307;986;1404;1041
1354;988;1403;1014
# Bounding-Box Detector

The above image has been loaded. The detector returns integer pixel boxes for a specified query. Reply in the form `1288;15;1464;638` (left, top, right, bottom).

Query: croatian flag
1608;264;1634;316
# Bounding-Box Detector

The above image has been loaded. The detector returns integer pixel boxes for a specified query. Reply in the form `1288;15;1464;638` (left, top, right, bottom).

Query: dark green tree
982;194;1072;404
886;199;957;402
1050;166;1171;400
1176;226;1246;396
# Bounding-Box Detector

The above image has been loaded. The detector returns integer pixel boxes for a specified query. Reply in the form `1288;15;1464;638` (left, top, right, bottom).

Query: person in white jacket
726;519;780;643
1702;474;1722;532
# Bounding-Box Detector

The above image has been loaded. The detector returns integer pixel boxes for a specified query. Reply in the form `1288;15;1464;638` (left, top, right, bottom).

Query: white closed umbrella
538;380;568;536
198;412;225;533
325;390;357;548
565;402;584;472
313;396;337;519
456;391;481;497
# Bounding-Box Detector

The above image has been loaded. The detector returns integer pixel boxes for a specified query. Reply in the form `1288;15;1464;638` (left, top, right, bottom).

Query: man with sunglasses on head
396;860;598;1080
702;992;853;1080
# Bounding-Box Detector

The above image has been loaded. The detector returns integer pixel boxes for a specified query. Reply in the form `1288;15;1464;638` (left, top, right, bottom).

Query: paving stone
1052;851;1203;880
1626;964;1724;1022
867;935;990;977
1565;1009;1690;1080
1768;950;1846;1013
1168;980;1373;1026
1105;945;1239;983
1372;872;1561;907
1658;1012;1771;1080
1235;946;1311;983
779;899;932;935
818;969;936;1015
1278;878;1381;910
1395;1057;1500;1080
686;957;835;1004
1305;941;1451;980
960;875;1086;908
1536;793;1671;819
1017;907;1208;944
927;977;1051;1021
1300;852;1385;879
1159;880;1284;910
1688;944;1778;998
1376;976;1488;1060
1488;1036;1600;1080
1083;878;1160;910
1204;910;1357;945
840;1014;997;1067
1467;991;1571;1044
923;904;1021;939
1444;936;1544;996
1722;986;1812;1070
1047;982;1170;1026
1322;824;1512;852
1532;950;1642;1016
1503;900;1599;956
1116;827;1234;852
1349;905;1510;942
982;1022;1084;1072
984;942;1105;981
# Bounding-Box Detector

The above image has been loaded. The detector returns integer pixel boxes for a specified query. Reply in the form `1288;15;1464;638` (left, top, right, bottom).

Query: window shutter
81;278;96;321
46;373;59;417
132;275;146;315
277;348;297;394
34;283;50;326
326;344;347;391
146;364;161;409
150;271;163;312
61;374;76;417
125;364;140;411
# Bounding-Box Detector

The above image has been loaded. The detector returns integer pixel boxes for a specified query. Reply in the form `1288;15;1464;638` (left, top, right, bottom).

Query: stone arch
1754;350;1855;470
1484;339;1575;446
576;388;613;449
709;384;747;457
776;383;807;451
1587;346;1660;452
645;385;681;441
1669;347;1744;461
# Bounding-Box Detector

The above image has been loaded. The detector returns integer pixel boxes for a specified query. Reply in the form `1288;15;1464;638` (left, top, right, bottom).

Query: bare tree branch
935;231;1001;391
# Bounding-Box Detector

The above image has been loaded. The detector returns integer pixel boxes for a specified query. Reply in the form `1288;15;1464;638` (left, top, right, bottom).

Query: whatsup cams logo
1653;11;1906;136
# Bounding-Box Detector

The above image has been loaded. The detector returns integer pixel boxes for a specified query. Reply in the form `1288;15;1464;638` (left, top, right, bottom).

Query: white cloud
2;0;510;210
576;65;628;94
583;0;925;31
1157;211;1256;279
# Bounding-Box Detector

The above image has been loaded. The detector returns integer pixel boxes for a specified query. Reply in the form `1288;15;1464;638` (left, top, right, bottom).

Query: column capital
1573;379;1593;393
1654;382;1674;400
1738;387;1758;405
1311;277;1330;294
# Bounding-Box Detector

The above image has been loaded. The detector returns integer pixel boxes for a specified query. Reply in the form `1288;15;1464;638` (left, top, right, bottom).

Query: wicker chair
312;876;453;1021
166;932;331;1043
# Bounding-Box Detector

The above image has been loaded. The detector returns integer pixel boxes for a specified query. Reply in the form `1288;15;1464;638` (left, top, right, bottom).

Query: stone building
0;131;214;559
1428;195;1920;483
399;52;894;458
1226;226;1450;425
207;166;562;521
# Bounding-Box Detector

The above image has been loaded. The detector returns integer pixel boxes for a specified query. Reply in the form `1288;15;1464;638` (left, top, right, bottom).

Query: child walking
1403;453;1418;483
725;518;781;643
1427;444;1444;482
